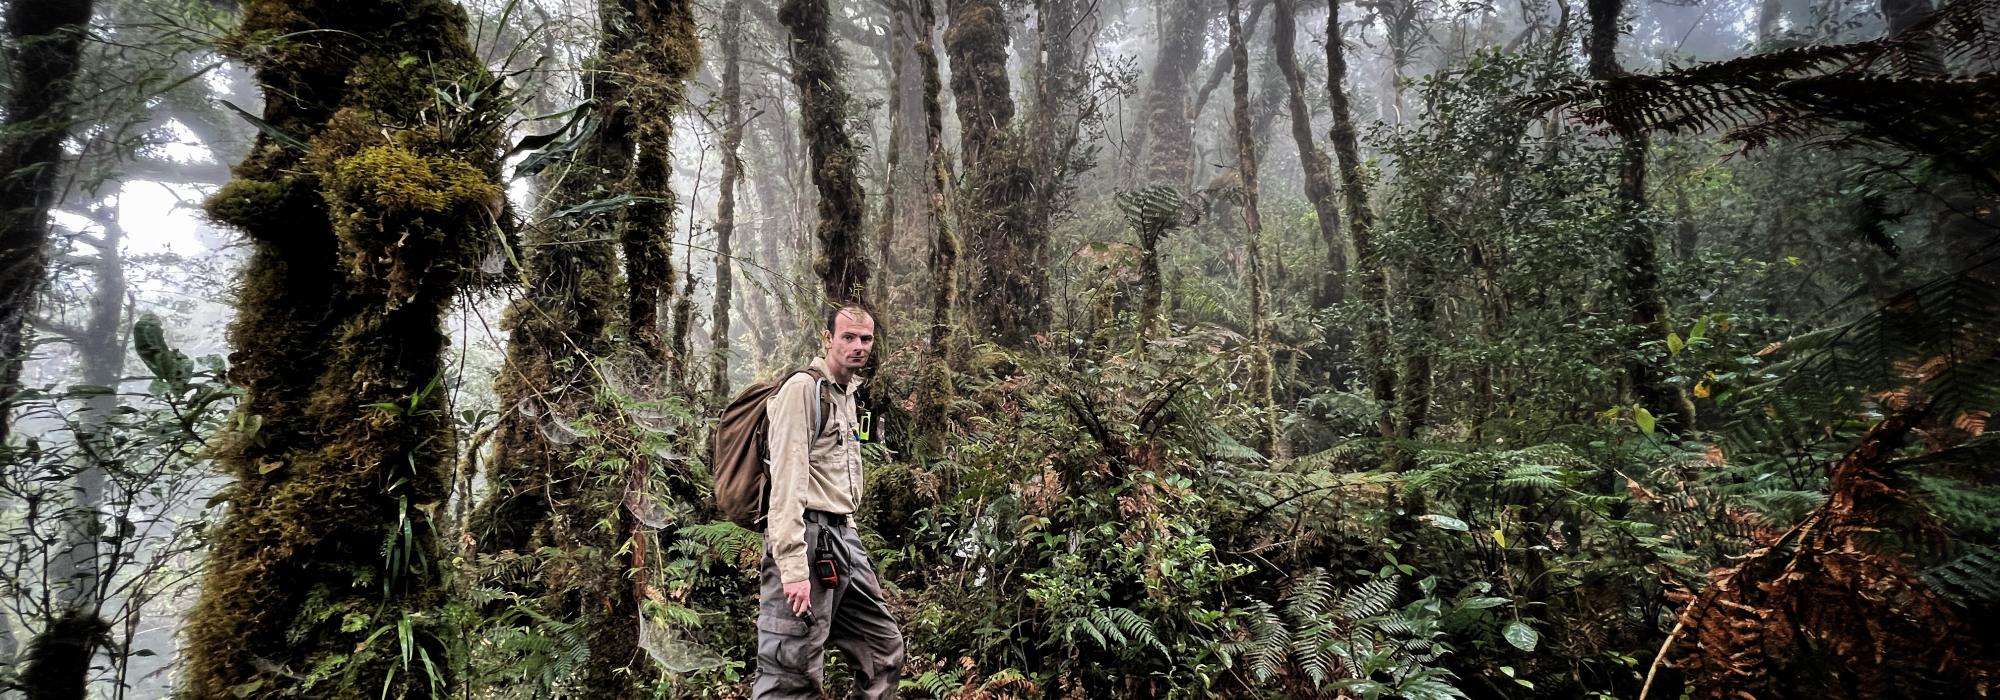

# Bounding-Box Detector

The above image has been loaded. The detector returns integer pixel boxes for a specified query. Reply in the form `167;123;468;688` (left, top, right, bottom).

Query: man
755;303;905;699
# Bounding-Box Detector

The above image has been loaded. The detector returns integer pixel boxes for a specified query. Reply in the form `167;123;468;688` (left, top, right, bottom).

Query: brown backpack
711;367;834;529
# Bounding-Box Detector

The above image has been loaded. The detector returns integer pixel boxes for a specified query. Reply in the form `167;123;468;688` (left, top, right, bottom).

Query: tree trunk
672;237;697;387
1587;0;1695;430
1396;267;1435;440
625;0;700;369
1136;0;1210;188
1229;0;1280;457
782;0;871;305
917;0;961;432
712;0;747;403
0;0;93;442
946;0;1046;347
1326;0;1395;437
183;1;504;696
1023;0;1096;235
1273;0;1347;385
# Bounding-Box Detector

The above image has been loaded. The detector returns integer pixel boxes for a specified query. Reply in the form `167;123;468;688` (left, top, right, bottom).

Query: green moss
326;145;497;216
204;179;287;227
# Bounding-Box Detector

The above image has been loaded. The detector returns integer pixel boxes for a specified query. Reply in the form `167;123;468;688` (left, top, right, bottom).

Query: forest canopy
0;0;1995;697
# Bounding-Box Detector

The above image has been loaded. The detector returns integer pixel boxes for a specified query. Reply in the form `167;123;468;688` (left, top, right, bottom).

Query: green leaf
1420;514;1469;531
1666;332;1685;355
1689;315;1710;343
1461;596;1510;610
1633;405;1656;435
134;313;193;393
550;194;667;219
220;100;308;151
1503;620;1539;651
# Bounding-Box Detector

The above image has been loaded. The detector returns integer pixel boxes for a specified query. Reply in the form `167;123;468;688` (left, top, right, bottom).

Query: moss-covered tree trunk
1272;0;1348;385
471;1;637;695
0;0;93;442
919;0;960;425
781;0;870;305
1326;0;1395;438
183;1;504;696
946;0;1045;347
1228;0;1279;457
1586;0;1695;430
1133;0;1209;189
477;1;697;695
625;0;699;366
475;0;636;558
711;0;746;403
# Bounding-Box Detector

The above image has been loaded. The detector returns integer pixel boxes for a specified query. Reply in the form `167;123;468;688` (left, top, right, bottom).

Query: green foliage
0;321;234;696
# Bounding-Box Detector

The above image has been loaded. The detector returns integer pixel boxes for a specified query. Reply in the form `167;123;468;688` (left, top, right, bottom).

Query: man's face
823;310;875;375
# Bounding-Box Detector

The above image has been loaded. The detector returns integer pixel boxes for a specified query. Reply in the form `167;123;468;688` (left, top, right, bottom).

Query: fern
670;520;763;565
1335;577;1399;619
1524;0;2000;187
1923;545;2000;605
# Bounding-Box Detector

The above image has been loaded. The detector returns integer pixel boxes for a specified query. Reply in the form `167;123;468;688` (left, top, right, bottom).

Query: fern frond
1337;577;1400;619
1523;0;2000;186
1923;545;2000;605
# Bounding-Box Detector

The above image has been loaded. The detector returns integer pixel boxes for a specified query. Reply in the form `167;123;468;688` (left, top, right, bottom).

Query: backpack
711;367;835;529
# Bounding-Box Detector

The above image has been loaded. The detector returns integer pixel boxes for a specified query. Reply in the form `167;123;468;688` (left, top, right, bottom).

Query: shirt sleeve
764;373;817;583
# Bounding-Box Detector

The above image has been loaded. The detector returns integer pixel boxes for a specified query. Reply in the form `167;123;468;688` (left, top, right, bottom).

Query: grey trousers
753;514;905;699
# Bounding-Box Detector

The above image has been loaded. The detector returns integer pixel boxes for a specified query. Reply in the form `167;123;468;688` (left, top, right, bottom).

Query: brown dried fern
1643;401;1999;699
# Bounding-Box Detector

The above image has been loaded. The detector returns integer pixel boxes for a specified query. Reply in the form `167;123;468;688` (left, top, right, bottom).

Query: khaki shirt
764;356;864;583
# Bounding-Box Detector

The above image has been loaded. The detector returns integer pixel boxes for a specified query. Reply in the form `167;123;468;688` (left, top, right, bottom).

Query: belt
804;510;850;527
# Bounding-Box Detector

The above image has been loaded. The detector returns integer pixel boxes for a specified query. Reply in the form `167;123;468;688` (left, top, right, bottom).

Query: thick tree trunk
1229;0;1280;456
624;0;700;372
1326;0;1395;437
1587;0;1695;430
712;0;746;403
476;0;638;557
782;0;871;305
1136;0;1210;188
946;0;1047;347
1272;0;1347;384
0;0;93;442
624;147;673;356
183;1;504;696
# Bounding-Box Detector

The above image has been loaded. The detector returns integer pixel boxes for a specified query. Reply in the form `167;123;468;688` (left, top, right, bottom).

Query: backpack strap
798;367;834;437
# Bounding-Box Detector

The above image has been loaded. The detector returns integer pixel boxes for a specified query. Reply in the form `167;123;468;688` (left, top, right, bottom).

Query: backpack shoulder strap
796;367;834;436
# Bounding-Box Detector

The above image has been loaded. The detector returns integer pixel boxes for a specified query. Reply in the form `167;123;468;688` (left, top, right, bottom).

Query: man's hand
784;580;813;617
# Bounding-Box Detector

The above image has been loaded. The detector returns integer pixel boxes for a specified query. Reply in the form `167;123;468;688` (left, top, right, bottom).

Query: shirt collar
809;356;864;394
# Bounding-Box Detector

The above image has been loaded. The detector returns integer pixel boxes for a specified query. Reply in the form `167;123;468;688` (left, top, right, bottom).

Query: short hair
823;302;875;335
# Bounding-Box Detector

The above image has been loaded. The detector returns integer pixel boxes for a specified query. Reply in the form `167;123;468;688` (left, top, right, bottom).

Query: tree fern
1524;0;2000;188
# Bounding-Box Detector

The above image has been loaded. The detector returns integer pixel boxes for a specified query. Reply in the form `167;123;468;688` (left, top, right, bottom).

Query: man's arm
764;373;816;585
